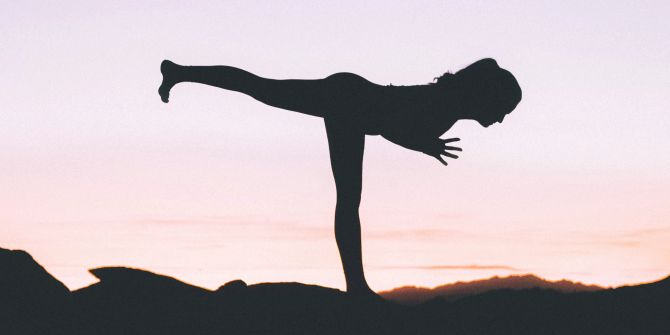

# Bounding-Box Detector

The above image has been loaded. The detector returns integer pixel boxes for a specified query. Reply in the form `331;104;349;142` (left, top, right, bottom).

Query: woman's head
435;58;522;127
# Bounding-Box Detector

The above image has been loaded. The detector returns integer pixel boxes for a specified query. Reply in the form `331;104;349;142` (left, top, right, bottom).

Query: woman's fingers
433;138;461;166
442;151;459;159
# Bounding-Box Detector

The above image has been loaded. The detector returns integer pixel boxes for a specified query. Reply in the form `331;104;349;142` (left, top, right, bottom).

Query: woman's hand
381;132;462;165
423;137;462;166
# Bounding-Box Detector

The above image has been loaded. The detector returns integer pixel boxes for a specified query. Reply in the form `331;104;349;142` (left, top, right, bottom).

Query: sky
1;0;669;291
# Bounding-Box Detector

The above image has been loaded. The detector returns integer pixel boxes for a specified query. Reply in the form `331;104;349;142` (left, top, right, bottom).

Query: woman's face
476;112;506;127
467;96;510;127
475;109;506;127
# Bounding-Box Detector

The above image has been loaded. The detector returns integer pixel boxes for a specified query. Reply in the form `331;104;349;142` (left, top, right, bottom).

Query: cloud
375;264;521;271
623;227;670;238
366;228;465;240
569;226;670;248
136;216;253;226
602;240;642;248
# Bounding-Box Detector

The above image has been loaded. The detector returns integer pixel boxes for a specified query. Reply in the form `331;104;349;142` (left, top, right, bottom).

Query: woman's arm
382;131;462;165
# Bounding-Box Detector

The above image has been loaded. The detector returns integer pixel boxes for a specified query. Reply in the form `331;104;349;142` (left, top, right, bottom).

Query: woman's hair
433;71;456;86
433;58;522;115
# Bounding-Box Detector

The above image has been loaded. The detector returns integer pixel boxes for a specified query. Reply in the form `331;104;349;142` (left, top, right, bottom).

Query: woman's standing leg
324;117;375;296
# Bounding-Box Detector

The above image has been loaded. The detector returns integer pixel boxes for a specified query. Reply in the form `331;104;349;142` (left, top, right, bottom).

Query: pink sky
1;1;669;291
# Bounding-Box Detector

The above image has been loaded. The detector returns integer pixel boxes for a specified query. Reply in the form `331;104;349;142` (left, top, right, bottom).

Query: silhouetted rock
380;273;604;305
416;277;670;335
0;248;70;302
0;247;77;335
215;279;247;295
73;267;212;335
72;268;423;335
2;246;669;335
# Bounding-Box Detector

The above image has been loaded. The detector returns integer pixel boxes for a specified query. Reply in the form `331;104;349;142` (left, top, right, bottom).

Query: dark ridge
2;246;669;335
380;273;604;305
0;247;78;334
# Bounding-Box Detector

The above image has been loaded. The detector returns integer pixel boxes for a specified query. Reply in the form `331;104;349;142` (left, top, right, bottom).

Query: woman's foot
158;60;179;103
347;284;384;301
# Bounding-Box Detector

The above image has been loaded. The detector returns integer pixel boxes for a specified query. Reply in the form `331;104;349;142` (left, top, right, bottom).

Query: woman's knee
335;195;361;213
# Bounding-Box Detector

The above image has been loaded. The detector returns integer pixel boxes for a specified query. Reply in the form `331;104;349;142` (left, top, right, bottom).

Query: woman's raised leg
324;117;376;296
159;60;332;117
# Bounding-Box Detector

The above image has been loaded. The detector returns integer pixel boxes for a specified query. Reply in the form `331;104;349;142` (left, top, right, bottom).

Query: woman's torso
323;73;456;137
369;84;455;137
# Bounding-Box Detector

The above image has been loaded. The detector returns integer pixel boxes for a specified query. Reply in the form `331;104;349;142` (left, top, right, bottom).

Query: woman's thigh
249;78;328;117
324;117;365;206
249;73;375;118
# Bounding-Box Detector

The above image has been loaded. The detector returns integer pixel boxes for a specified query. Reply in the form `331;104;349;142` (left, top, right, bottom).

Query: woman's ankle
346;281;374;294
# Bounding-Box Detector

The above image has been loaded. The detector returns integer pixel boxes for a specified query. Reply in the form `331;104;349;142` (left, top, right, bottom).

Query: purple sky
1;1;669;291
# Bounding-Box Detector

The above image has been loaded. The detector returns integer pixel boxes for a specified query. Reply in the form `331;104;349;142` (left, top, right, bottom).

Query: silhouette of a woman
158;58;521;297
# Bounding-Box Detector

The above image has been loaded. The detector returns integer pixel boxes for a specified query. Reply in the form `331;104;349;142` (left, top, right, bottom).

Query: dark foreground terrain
1;247;668;335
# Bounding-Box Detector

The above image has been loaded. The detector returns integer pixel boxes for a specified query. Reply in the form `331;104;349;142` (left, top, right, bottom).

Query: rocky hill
380;274;603;305
1;246;668;335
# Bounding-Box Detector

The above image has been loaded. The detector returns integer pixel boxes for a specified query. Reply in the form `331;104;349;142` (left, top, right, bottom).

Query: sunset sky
1;1;669;291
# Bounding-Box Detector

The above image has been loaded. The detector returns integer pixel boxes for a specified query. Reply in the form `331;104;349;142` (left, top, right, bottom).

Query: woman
158;58;522;297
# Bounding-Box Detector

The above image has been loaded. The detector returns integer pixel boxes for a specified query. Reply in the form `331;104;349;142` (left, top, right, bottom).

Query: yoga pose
158;58;521;297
